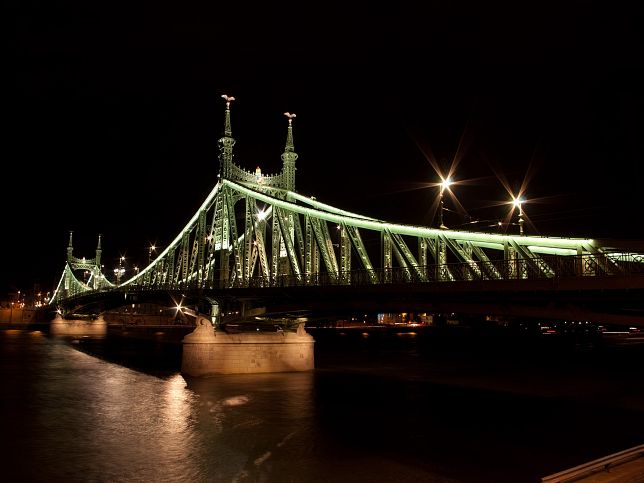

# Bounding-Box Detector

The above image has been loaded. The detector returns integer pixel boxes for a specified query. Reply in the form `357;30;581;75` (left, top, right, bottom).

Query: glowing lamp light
512;197;525;209
440;177;453;192
438;176;453;229
512;196;526;235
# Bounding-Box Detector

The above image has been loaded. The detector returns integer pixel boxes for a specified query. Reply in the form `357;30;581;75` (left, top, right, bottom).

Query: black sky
5;1;643;294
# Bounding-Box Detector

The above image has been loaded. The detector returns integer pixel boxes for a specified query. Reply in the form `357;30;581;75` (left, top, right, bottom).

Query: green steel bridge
48;96;644;325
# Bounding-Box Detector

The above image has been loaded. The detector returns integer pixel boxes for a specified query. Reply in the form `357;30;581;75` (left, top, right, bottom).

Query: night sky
5;1;643;294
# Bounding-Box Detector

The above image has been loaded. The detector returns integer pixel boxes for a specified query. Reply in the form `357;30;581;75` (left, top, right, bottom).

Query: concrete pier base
50;314;108;337
181;317;315;376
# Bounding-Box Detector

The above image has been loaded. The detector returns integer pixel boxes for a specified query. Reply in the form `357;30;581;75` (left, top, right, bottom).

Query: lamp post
114;256;125;285
148;245;156;265
513;197;525;236
439;177;453;230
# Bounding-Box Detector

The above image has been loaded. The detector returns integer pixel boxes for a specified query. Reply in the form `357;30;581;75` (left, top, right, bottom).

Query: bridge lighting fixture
113;266;125;285
512;196;525;236
148;245;156;264
438;176;453;230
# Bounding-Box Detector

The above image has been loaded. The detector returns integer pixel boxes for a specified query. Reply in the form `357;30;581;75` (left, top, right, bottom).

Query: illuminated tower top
67;230;74;259
218;94;236;179
216;95;298;194
281;112;298;192
64;232;106;290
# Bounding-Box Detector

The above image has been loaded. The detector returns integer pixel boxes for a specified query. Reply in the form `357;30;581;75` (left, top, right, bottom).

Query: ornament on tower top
222;94;235;108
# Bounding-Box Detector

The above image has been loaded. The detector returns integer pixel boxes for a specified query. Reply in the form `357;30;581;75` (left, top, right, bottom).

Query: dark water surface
1;326;643;483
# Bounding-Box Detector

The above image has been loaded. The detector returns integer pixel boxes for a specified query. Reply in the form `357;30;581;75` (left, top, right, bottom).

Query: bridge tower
216;95;299;192
66;231;104;288
214;96;304;286
55;232;109;302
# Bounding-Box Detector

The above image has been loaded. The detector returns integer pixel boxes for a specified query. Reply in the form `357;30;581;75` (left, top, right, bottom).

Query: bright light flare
512;196;525;210
440;176;453;192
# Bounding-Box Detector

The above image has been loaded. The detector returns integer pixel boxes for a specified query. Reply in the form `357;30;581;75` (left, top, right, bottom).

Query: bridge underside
224;277;644;326
57;274;644;326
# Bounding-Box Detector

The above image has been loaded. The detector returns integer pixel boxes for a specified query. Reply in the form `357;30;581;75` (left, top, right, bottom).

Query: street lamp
114;256;126;285
512;196;525;236
438;176;453;230
148;245;156;265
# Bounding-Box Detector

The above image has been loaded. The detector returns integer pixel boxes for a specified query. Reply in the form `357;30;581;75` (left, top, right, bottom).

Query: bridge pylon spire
67;231;73;260
96;233;102;268
218;94;236;179
281;112;298;192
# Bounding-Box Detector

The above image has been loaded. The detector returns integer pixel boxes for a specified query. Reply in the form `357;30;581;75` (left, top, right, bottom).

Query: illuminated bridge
48;96;644;326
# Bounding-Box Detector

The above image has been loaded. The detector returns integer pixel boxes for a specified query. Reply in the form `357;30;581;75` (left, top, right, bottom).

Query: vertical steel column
271;206;280;284
243;197;254;285
224;191;242;286
196;210;207;287
436;234;447;281
304;215;313;284
382;231;392;283
340;224;351;284
419;237;428;279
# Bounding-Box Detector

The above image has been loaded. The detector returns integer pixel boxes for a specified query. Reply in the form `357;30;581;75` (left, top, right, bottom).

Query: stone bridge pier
181;315;315;376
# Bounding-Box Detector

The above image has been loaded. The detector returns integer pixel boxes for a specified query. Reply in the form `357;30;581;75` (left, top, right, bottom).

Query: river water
1;325;643;483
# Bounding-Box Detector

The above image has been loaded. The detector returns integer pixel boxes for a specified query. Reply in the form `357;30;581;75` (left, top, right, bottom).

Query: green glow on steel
289;191;378;221
225;180;596;254
122;181;223;285
526;246;578;256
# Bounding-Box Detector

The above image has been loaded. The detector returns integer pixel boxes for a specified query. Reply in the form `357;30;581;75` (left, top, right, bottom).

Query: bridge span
47;96;644;326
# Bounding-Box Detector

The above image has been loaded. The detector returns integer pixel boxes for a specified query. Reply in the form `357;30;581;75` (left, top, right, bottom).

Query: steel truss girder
465;241;503;280
382;231;392;283
243;197;254;282
440;234;482;280
310;217;339;282
345;224;377;283
293;211;306;270
251;201;270;280
390;232;427;282
507;239;555;278
274;206;302;282
339;224;351;284
271;206;280;282
224;187;243;286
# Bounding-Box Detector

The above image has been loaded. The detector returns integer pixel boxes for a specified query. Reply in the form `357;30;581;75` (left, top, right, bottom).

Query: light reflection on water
3;328;644;483
4;331;444;483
